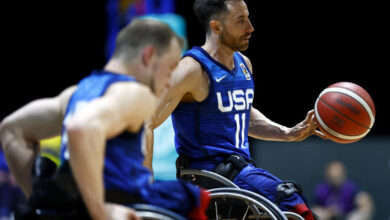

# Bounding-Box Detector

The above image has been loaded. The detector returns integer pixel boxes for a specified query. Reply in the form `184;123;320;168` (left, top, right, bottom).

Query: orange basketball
314;82;375;143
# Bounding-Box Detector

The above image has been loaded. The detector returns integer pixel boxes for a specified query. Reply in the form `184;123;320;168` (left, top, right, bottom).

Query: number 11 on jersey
234;113;246;149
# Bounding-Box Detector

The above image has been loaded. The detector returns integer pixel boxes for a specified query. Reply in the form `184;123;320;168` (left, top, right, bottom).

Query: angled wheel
180;169;304;220
180;169;239;189
283;211;304;220
208;188;287;220
132;204;187;220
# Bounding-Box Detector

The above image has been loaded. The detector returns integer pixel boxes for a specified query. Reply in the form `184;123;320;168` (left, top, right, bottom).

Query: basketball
314;82;375;143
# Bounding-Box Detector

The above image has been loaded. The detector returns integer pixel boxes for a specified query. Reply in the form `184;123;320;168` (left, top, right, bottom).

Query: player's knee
274;181;303;205
275;182;318;220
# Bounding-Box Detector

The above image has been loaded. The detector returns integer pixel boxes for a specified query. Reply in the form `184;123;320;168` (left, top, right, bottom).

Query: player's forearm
248;108;293;141
151;103;171;129
151;94;182;129
67;123;107;220
0;123;37;197
248;119;292;141
143;124;154;172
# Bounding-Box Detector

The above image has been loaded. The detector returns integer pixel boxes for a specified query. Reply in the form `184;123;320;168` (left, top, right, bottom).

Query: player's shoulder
169;56;206;90
58;85;77;115
178;56;204;77
106;81;156;115
237;52;253;73
237;52;251;63
131;83;155;105
107;81;154;101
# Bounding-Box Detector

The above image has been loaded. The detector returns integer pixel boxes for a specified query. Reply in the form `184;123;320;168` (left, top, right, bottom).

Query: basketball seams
314;83;375;143
319;93;370;130
314;98;370;140
320;87;375;128
317;97;370;132
331;83;376;115
331;85;375;117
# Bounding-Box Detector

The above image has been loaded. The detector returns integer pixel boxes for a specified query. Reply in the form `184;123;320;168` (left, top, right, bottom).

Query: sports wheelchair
15;203;186;220
14;156;188;220
179;168;304;220
19;204;187;220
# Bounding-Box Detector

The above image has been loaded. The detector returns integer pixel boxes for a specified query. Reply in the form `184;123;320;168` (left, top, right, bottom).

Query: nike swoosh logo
215;75;227;82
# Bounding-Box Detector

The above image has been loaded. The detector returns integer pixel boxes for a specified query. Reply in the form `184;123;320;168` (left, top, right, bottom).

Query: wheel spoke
215;201;219;220
241;204;250;220
227;199;233;219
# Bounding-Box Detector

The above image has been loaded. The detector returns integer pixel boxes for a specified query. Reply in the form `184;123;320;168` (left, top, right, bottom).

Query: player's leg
233;164;315;220
139;179;210;220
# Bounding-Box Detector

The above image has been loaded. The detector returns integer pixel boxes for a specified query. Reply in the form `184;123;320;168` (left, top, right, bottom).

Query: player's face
152;39;182;97
219;1;254;51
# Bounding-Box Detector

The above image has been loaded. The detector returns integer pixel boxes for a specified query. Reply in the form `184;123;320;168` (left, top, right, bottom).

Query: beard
220;29;250;52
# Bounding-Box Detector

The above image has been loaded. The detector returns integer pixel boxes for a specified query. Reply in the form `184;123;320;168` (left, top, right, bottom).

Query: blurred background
0;0;388;219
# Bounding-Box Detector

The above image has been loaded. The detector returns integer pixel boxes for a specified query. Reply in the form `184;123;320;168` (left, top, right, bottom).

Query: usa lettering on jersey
216;88;254;149
216;88;254;112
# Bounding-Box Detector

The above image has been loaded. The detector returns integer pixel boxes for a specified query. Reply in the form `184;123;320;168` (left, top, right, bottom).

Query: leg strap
274;181;303;205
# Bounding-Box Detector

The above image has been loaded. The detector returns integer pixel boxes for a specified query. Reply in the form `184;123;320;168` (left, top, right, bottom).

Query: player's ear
141;45;156;66
210;20;223;34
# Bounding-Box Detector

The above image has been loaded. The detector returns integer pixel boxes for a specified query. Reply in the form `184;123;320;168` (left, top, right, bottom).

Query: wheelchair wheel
208;188;288;220
132;204;187;220
283;212;305;220
180;169;239;189
179;169;304;220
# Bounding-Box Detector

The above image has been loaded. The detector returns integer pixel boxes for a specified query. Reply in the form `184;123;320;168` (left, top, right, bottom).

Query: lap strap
213;154;254;181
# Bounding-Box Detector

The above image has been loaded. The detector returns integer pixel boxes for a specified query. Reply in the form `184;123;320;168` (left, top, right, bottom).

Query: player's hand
312;119;328;140
288;110;327;141
105;203;141;220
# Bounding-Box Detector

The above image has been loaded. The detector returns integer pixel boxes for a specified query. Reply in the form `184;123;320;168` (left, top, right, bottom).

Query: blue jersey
172;47;255;161
59;70;151;194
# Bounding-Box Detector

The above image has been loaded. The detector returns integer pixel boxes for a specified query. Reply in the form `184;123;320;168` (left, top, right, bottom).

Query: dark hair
112;19;184;61
193;0;230;33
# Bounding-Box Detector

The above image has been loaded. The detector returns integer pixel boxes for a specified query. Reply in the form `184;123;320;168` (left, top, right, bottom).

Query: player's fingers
304;115;317;134
308;110;317;123
306;110;315;120
307;109;315;117
313;129;328;140
302;110;316;128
